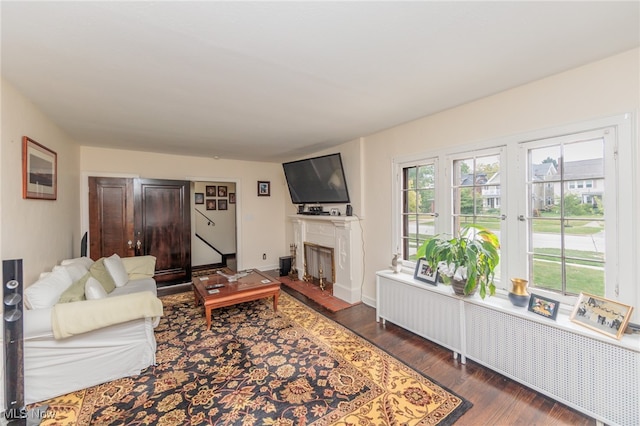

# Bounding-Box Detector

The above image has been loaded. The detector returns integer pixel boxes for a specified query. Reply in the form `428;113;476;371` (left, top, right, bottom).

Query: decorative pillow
24;268;73;309
57;272;90;303
84;276;108;300
120;255;157;280
104;253;129;288
88;258;116;293
53;262;88;282
60;256;95;269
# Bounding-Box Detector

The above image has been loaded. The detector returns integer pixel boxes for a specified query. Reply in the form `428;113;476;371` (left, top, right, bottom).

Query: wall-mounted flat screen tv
282;153;350;204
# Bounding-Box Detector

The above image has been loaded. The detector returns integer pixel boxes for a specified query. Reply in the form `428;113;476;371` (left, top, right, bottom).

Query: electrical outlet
262;253;267;260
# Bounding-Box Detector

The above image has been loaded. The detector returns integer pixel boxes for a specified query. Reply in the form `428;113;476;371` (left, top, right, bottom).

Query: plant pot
451;278;476;297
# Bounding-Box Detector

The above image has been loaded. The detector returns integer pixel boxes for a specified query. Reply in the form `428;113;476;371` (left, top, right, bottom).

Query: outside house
481;160;603;213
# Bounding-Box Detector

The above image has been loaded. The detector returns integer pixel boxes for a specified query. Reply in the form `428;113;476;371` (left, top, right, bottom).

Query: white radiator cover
376;271;640;426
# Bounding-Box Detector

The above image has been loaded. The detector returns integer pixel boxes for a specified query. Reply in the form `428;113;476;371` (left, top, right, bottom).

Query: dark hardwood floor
281;286;596;426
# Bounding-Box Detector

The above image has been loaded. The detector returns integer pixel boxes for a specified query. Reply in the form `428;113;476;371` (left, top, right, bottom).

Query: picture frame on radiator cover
570;292;633;340
414;258;438;286
527;293;559;320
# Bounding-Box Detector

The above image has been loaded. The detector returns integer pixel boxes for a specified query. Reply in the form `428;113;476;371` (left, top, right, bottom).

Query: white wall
1;78;81;286
350;48;639;308
81;147;287;271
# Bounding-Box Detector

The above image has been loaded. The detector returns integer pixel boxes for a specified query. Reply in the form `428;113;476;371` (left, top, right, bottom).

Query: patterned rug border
280;291;473;425
36;290;472;425
161;290;473;425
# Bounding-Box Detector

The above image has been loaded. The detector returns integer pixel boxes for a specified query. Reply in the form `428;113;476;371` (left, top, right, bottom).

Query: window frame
391;113;636;313
518;127;614;303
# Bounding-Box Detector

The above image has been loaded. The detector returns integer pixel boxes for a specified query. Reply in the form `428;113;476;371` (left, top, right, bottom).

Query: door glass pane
402;162;437;261
526;135;606;296
452;152;503;285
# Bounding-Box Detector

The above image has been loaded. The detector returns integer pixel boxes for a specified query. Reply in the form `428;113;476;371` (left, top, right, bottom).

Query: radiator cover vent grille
465;303;638;426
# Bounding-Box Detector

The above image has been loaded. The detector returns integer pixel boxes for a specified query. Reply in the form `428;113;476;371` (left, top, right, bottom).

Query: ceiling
2;2;638;163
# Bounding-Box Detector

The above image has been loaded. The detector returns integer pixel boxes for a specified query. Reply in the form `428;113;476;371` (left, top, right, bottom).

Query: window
451;151;503;232
392;114;633;309
451;150;504;283
400;161;437;261
523;129;611;297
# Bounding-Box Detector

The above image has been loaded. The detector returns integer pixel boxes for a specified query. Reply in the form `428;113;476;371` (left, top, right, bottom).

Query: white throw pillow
104;253;129;287
53;263;88;282
24;268;73;309
85;276;108;300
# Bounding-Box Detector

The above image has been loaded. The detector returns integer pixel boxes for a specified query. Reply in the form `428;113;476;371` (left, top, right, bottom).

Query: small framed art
414;258;438;285
22;136;57;200
206;199;216;210
570;292;634;340
229;192;236;204
194;193;204;204
218;186;227;197
258;181;270;196
218;199;228;210
527;293;559;320
206;186;216;197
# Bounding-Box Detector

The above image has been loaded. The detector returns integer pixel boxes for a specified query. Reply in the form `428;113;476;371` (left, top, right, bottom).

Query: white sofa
0;254;164;409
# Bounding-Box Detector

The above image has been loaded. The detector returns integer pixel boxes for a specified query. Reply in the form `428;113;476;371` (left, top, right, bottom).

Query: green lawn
533;258;604;295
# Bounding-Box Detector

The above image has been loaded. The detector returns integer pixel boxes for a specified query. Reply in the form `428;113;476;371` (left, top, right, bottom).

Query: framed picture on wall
206;199;216;210
218;199;228;210
22;136;57;200
194;193;204;204
258;181;270;196
218;186;227;197
206;186;216;197
229;192;236;203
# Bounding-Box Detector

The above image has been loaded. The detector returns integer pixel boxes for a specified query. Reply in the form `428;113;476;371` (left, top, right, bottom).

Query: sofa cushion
110;277;157;297
53;262;89;283
89;258;116;293
24;268;73;309
57;272;90;304
85;276;108;300
104;254;129;288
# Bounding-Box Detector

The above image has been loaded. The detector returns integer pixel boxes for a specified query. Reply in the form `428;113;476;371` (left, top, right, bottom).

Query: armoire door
134;179;191;286
88;177;191;286
88;177;135;259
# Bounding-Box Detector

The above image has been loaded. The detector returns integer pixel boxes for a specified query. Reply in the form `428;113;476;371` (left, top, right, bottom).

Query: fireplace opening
302;242;335;293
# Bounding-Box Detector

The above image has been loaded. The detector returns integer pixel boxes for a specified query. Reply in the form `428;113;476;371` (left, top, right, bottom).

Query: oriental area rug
34;291;471;425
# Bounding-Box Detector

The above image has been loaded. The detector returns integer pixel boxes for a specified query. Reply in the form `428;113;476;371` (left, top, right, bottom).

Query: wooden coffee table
192;268;281;329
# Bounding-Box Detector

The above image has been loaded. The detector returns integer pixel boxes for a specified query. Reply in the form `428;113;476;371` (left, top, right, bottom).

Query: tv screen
282;153;350;204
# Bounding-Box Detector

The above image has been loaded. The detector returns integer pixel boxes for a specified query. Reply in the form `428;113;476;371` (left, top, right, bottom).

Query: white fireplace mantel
289;215;363;304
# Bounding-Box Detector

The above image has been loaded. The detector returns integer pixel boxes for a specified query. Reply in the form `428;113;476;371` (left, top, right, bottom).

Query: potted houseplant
416;224;500;299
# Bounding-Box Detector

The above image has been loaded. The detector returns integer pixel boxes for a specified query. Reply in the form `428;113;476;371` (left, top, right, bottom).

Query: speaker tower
3;259;24;422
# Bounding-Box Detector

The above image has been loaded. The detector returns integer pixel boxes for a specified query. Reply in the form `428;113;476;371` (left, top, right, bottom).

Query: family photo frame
22;136;57;200
570;292;634;340
414;258;438;285
258;181;270;196
527;293;560;320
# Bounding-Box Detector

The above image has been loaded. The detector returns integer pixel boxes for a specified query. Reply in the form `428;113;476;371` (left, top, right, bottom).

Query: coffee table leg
273;291;279;312
205;306;212;330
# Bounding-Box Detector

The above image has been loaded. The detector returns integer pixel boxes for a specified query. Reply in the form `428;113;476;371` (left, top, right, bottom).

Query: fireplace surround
289;215;363;304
